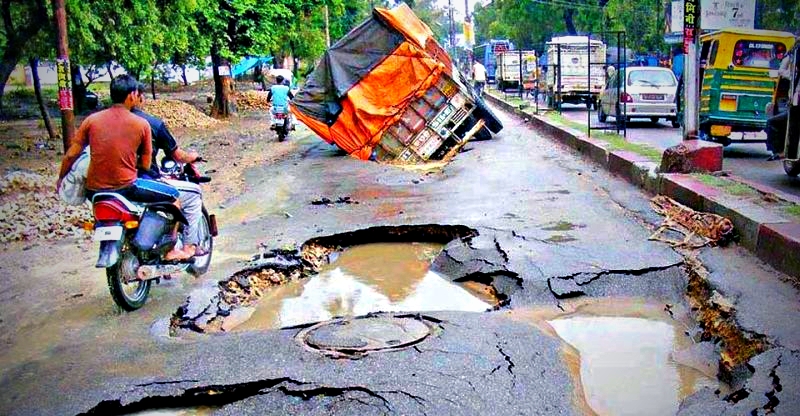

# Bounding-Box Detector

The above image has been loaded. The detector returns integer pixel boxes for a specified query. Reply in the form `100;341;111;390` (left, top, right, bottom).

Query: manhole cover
297;314;434;358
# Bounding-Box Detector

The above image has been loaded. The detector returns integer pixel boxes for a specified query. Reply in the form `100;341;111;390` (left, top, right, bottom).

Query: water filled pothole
548;315;718;416
235;242;494;331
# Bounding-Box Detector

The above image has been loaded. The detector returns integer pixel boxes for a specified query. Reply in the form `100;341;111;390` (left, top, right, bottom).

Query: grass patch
694;174;759;197
542;112;662;162
595;132;663;162
784;205;800;221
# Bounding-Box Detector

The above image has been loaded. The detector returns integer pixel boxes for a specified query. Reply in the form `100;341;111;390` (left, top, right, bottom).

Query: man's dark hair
276;75;284;84
110;75;140;103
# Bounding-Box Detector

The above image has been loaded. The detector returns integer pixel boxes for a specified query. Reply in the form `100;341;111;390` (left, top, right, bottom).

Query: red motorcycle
90;160;217;310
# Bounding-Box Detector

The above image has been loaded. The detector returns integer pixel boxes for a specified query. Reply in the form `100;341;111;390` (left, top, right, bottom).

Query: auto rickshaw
768;39;800;176
697;28;795;146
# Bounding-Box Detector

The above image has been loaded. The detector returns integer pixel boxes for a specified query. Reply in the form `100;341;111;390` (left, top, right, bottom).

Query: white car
598;67;680;127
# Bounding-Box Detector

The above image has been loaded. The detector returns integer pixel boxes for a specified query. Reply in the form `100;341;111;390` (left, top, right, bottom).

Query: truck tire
473;97;504;133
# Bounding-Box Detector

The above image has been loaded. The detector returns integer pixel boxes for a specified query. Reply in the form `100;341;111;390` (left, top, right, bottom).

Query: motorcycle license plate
93;226;123;241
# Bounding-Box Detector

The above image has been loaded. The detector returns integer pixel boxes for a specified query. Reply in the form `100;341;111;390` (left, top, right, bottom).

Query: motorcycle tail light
274;113;286;119
93;200;138;222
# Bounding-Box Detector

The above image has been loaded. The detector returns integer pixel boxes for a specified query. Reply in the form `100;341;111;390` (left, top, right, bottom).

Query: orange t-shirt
74;106;152;191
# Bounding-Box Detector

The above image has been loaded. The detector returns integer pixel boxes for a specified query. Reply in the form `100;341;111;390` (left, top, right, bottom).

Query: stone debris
649;195;734;248
0;171;92;243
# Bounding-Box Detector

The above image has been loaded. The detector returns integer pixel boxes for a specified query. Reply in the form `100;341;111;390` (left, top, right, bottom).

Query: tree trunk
70;63;87;113
210;47;236;118
0;41;26;117
29;57;57;140
106;61;114;79
151;63;157;99
564;8;577;35
181;64;188;86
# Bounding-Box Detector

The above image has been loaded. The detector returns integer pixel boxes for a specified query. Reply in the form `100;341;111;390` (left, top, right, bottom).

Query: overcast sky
435;0;488;20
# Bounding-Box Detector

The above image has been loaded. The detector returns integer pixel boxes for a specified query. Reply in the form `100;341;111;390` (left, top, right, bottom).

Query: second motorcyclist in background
268;75;295;131
132;84;205;261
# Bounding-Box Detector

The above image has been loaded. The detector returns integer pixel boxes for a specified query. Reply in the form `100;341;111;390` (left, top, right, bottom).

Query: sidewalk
485;90;800;281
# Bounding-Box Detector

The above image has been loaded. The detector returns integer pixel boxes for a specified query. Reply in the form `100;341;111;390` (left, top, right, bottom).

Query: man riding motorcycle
133;84;205;261
56;75;185;262
268;75;295;131
57;75;176;204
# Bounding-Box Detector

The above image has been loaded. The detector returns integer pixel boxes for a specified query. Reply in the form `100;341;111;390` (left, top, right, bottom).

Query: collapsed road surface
1;106;799;415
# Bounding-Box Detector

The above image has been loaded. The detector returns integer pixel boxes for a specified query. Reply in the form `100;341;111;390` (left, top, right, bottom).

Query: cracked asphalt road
1;105;799;415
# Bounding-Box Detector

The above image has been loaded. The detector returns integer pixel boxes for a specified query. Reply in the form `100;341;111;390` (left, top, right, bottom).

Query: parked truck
291;3;503;164
474;39;513;84
495;50;538;92
545;36;607;108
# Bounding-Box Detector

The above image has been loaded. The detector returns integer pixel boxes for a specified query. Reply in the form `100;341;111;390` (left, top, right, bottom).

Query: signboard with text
700;0;755;30
56;58;73;110
684;0;699;53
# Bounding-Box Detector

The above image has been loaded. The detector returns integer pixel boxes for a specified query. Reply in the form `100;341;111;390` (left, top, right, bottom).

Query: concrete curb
485;93;799;280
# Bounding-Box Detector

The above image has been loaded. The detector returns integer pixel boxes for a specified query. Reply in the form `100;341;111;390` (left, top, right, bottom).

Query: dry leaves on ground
142;99;220;129
235;90;271;111
0;171;92;243
649;195;734;248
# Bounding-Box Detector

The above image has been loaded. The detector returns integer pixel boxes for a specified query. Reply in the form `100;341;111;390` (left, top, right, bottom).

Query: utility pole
448;0;456;58
464;0;472;62
52;0;75;152
324;4;331;48
682;0;699;140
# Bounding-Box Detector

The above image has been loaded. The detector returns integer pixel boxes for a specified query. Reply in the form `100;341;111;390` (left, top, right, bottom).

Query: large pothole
170;225;489;335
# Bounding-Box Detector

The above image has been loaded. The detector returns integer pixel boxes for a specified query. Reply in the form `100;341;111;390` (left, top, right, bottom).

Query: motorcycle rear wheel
107;250;151;311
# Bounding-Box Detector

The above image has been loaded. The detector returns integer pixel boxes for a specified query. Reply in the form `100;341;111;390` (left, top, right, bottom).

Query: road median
485;92;800;281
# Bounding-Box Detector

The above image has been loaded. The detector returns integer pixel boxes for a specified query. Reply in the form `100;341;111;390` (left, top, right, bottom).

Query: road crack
761;353;782;414
493;236;509;263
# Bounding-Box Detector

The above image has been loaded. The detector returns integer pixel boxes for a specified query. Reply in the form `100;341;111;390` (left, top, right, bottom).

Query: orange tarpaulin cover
290;3;454;160
293;41;445;159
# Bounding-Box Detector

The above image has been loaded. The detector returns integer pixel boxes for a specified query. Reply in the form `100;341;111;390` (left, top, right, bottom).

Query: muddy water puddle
541;303;718;416
237;242;493;330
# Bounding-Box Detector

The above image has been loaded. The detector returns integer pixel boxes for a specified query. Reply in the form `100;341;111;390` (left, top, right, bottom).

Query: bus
474;39;513;83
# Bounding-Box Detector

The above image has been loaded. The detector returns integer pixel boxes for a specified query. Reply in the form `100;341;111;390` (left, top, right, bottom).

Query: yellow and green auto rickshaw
698;28;795;145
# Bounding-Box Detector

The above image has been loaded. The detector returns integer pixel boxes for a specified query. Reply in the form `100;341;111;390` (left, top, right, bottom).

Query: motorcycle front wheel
188;208;214;276
107;249;151;311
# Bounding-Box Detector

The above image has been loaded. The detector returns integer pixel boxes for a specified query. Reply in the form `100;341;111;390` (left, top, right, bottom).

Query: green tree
0;0;48;114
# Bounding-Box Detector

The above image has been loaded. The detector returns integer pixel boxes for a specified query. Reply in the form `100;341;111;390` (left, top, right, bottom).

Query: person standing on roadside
472;59;487;98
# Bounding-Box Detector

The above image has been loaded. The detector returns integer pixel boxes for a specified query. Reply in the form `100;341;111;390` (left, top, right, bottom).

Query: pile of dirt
141;99;220;129
0;171;91;243
235;90;271;111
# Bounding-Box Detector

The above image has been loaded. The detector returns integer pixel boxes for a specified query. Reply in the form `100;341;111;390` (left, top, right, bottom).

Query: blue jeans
87;178;179;203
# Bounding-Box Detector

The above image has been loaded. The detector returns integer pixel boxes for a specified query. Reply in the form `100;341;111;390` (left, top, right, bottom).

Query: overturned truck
291;3;503;163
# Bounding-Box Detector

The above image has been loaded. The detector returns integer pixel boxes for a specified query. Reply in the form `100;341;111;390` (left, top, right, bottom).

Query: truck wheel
474;126;493;141
473;97;503;133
